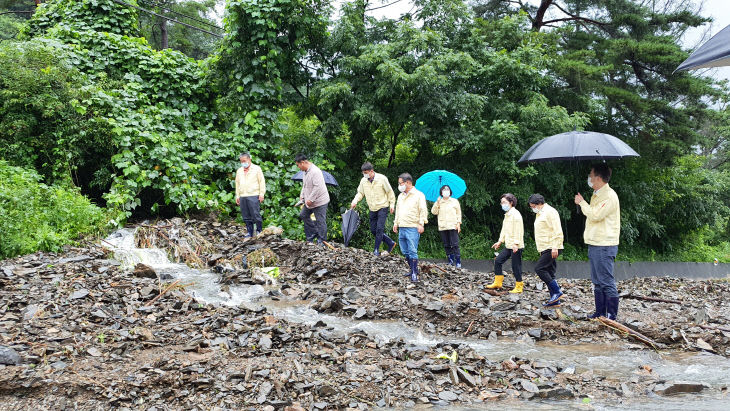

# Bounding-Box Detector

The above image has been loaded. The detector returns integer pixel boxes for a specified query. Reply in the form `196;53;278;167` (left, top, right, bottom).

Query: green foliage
0;161;107;259
21;0;140;38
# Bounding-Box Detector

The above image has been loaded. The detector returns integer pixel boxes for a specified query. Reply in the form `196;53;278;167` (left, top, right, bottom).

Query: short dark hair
361;162;374;172
239;152;251;159
295;153;308;163
398;173;413;183
528;194;545;205
500;193;517;207
591;163;612;183
440;185;451;195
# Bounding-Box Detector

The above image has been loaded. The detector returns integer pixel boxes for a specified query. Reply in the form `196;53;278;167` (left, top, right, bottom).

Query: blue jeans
588;245;618;298
398;227;420;259
369;207;395;251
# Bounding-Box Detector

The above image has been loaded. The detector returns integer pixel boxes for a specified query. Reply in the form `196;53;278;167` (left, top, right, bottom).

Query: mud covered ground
1;218;729;409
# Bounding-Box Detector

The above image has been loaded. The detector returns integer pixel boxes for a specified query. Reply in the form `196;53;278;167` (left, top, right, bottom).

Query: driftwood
622;293;682;305
482;288;507;296
595;317;658;350
145;279;181;307
699;324;730;333
321;241;337;251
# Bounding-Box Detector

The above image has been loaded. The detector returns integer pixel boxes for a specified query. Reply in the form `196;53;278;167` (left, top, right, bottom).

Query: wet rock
438;390;458;401
537;388;574;399
343;286;367;300
133;263;157;278
491;302;516;311
696;338;715;352
519;379;539;393
425;301;444;311
456;367;477;387
86;347;102;357
70;289;89;300
353;307;368;320
527;328;543;340
259;335;272;350
0;346;21;365
654;382;709;395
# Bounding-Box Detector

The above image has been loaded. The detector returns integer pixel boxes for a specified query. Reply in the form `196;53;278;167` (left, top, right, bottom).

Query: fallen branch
464;320;475;336
322;241;337;250
699;324;730;333
145;279;181;307
622;293;682;305
595;317;658;350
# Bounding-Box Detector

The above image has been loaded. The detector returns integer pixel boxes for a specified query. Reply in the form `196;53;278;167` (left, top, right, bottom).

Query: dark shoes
543;280;563;307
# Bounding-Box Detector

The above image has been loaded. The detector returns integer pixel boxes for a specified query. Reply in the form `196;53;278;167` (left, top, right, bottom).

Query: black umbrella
518;131;639;164
291;170;339;186
676;24;730;72
341;209;360;247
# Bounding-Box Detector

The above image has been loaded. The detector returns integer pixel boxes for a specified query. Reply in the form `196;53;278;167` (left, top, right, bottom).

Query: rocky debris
0;218;727;409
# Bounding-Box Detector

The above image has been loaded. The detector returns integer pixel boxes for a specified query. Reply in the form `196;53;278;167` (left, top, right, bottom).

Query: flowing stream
105;229;730;409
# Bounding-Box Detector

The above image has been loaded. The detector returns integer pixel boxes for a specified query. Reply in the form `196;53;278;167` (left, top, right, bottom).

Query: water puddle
104;229;730;409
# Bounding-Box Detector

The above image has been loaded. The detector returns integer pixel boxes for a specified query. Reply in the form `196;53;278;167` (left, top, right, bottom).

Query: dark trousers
494;248;523;282
439;229;460;256
239;196;262;235
589;245;618;298
369;207;395;251
299;204;328;242
535;249;563;285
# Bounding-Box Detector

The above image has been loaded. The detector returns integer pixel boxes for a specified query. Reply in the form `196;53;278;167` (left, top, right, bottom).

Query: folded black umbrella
291;170;339;186
341;209;360;247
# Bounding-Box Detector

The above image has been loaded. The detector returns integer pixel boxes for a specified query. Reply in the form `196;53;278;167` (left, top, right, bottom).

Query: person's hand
551;248;559;259
389;207;394;214
491;241;501;250
350;201;357;210
236;197;240;206
306;200;313;208
393;225;398;234
417;224;424;234
457;223;461;234
512;245;518;253
574;193;584;205
258;195;264;203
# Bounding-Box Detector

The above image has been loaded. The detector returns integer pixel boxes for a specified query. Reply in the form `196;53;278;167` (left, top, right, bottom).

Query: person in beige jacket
234;153;266;237
393;173;428;282
488;193;525;293
431;185;462;268
350;162;397;256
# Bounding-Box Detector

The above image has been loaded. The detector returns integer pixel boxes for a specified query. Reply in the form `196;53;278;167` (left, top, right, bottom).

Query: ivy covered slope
4;0;313;232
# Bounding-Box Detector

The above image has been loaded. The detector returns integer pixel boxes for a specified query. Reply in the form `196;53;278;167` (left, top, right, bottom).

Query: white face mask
241;162;250;169
587;176;594;189
398;184;406;193
501;203;510;212
363;173;369;178
531;207;538;213
442;190;451;199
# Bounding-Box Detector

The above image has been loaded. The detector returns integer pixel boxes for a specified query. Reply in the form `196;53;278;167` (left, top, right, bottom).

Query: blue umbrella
415;170;466;202
291;170;339;186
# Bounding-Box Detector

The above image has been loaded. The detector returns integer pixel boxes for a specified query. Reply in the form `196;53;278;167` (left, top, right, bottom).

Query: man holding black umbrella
350;162;397;256
575;163;621;320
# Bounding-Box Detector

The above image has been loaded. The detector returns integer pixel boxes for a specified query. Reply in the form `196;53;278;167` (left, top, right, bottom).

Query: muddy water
105;229;730;409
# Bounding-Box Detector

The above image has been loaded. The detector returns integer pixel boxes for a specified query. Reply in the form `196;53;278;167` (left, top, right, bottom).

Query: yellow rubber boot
509;281;524;294
486;275;504;289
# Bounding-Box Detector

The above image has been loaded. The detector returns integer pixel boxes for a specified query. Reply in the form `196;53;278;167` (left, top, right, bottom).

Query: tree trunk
160;18;168;49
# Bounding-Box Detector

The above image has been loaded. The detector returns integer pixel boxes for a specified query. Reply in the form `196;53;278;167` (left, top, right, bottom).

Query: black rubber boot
588;290;606;319
606;296;619;320
410;259;419;283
